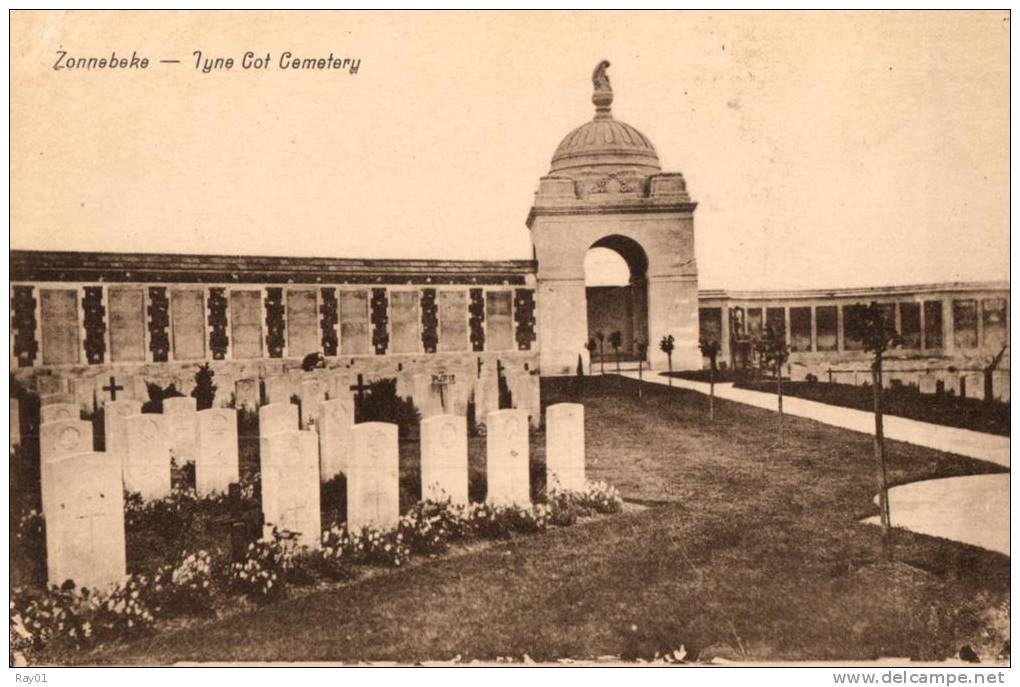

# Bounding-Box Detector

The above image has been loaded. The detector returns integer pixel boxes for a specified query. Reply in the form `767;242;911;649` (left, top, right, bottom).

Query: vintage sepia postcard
8;9;1011;675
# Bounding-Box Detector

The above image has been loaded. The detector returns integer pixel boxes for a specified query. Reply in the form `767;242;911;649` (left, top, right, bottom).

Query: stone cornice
526;201;698;228
698;281;1010;303
10;250;537;286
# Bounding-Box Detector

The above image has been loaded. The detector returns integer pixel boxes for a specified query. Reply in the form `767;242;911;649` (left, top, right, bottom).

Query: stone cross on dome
591;59;613;118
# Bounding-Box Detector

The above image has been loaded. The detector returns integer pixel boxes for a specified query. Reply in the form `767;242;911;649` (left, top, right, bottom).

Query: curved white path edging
863;474;1009;556
625;373;1009;468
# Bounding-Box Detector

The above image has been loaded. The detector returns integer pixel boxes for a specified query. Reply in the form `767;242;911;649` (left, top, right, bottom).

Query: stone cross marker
40;419;94;515
485;409;530;506
40;402;79;425
420;414;468;505
45;451;126;590
261;430;322;548
196;408;240;496
317;397;355;480
348;422;399;531
124;414;172;500
104;399;142;458
300;377;327;429
163;396;198;465
545;403;586;492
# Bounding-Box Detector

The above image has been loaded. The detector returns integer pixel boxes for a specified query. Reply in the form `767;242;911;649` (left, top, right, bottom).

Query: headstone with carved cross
300;376;327;430
104;399;143;459
40;402;79;425
45;451;127;590
40;419;94;515
261;430;321;548
124;414;172;500
317;397;355;480
163;396;199;466
420;414;468;505
545;403;586;492
348;422;399;531
486;409;530;506
196;408;240;496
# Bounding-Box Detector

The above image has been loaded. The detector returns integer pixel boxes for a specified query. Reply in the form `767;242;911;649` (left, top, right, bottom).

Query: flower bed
10;482;624;664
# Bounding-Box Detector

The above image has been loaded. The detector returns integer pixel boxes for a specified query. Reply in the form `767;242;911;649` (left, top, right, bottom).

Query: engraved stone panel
348;422;400;531
420;414;468;505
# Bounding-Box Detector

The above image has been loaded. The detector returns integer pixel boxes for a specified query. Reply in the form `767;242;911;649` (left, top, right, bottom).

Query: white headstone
196;408;240;496
36;376;67;395
40;419;94;515
40;392;75;407
992;371;1010;402
545;403;585;492
509;371;542;428
45;451;126;590
485;409;530;506
234;378;259;410
213;372;236;408
40;419;93;462
919;373;938;395
412;373;446;420
163;396;198;465
40;402;79;425
300;377;327;429
69;377;97;413
472;370;499;429
265;376;293;405
261;430;322;548
420;414;468;505
348;422;400;531
124;414;172;500
104;399;142;458
10;398;20;450
259;402;300;470
317;398;355;480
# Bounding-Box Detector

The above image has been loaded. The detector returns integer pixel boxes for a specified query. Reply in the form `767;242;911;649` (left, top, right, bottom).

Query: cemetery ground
13;377;1010;665
669;370;1010;436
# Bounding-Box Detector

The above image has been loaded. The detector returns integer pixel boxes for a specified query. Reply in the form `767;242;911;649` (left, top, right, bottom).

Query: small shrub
318;527;358;581
356;378;420;439
224;539;287;602
90;575;157;642
192;363;217;411
464;502;512;540
348;526;411;568
150;550;217;617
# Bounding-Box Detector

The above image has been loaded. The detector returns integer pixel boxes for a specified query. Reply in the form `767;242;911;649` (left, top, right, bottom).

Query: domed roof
549;61;661;177
550;118;661;175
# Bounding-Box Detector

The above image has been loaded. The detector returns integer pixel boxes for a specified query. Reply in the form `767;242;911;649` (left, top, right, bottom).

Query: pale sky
10;10;1010;290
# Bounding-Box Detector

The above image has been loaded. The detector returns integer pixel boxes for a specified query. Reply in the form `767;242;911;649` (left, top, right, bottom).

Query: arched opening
584;235;649;365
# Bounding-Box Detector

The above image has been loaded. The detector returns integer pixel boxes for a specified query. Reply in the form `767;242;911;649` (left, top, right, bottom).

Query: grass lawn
732;379;1010;436
56;377;1010;664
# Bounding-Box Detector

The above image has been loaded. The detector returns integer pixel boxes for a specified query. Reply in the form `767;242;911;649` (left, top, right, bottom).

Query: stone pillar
719;306;731;367
942;298;955;355
810;305;818;353
647;276;700;371
537;280;587;376
836;304;846;353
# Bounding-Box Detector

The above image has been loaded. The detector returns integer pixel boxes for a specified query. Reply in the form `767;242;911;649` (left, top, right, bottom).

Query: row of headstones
37;396;238;499
256;402;584;548
37;397;585;591
21;362;542;430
